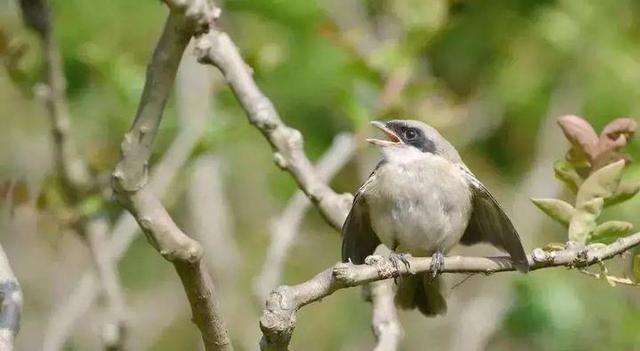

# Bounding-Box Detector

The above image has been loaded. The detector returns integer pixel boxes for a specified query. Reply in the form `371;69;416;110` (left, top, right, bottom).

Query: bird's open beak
366;121;402;146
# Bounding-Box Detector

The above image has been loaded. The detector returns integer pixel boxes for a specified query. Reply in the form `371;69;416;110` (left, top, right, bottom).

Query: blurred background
2;0;640;350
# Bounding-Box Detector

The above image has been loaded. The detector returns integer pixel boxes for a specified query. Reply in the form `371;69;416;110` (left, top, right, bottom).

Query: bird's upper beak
366;121;402;146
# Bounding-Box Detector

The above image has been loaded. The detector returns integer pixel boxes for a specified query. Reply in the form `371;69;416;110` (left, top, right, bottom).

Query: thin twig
0;243;22;351
19;0;92;196
17;2;128;350
178;43;241;285
85;218;128;351
111;6;232;351
578;261;640;287
194;29;354;230
368;279;401;351
253;133;356;302
259;236;640;350
42;93;208;351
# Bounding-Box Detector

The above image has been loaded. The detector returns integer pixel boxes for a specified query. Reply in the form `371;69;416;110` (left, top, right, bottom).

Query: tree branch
193;30;354;230
367;279;401;351
19;0;92;196
18;2;129;350
253;133;356;302
0;243;22;351
85;218;128;351
42;92;208;350
186;8;401;350
111;7;232;351
259;235;640;350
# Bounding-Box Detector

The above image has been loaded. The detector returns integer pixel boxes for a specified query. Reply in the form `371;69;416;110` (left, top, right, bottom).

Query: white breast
364;150;473;256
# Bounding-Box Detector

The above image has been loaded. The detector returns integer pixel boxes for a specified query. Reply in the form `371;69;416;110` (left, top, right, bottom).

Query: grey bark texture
18;1;128;350
254;133;356;302
0;244;22;351
258;233;640;350
112;4;232;351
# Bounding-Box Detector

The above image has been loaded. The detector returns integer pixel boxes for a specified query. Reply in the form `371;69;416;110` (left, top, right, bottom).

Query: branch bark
193;30;354;230
111;7;232;351
367;279;401;351
18;2;129;350
42;92;208;350
19;0;92;196
259;235;640;350
189;9;402;350
253;133;356;302
85;218;128;351
0;243;22;351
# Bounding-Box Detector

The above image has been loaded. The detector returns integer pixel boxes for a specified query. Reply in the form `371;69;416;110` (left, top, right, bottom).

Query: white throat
381;145;428;164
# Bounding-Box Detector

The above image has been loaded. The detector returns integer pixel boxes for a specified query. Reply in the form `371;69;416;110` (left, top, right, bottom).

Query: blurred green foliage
2;0;640;350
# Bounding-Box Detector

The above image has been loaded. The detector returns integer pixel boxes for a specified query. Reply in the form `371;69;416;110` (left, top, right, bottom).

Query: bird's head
367;120;462;163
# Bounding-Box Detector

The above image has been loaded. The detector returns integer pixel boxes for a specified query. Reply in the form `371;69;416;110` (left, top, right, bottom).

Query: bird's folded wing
342;179;381;264
458;166;530;272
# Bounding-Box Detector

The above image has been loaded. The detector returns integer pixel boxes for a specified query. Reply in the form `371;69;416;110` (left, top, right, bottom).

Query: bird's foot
389;252;414;274
430;251;445;278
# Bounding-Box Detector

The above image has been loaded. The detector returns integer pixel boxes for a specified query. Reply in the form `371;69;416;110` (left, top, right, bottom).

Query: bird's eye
404;128;417;140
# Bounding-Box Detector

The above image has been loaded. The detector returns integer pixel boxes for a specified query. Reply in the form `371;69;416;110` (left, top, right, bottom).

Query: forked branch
112;6;231;351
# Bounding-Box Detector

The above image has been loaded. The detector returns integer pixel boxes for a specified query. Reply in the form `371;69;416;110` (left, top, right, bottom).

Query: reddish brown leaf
594;118;637;169
557;115;600;166
601;118;636;142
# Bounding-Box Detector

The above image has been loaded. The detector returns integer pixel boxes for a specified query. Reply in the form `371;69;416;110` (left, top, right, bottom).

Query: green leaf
604;180;640;207
576;160;625;207
591;221;633;240
553;160;582;193
531;198;575;226
580;197;604;215
76;195;104;218
568;211;597;244
567;198;603;244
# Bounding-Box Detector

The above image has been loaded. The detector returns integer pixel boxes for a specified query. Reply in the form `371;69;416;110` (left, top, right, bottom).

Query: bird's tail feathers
395;273;447;317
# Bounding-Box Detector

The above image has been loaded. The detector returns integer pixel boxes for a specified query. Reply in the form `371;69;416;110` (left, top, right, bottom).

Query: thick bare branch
113;14;191;192
194;30;353;230
111;9;232;351
0;243;22;351
260;235;640;350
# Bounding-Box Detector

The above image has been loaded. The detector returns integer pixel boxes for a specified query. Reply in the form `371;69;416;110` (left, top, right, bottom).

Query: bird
341;119;529;316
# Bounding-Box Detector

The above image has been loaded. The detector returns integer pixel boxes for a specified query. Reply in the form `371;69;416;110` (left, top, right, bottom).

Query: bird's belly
365;161;472;256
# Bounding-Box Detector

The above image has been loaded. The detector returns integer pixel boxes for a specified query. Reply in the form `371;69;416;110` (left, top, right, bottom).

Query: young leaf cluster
532;115;638;244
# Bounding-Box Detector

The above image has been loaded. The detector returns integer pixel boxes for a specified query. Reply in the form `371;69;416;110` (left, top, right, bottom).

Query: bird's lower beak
366;121;402;146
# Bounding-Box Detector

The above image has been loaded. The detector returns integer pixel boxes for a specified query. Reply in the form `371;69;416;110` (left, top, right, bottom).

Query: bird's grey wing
458;166;530;272
341;172;381;264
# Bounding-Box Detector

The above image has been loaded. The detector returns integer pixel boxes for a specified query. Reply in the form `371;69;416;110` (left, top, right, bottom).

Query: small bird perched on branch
342;120;529;316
